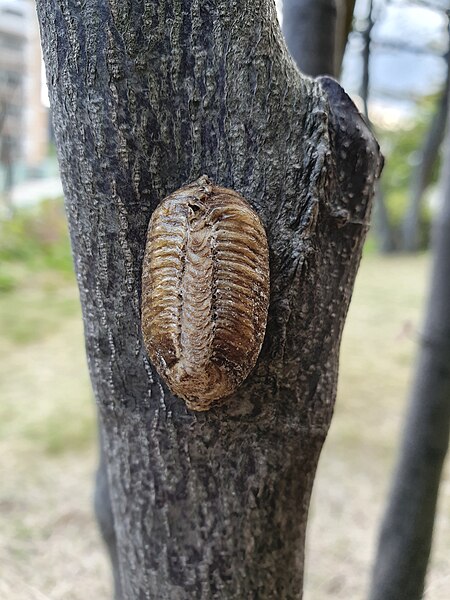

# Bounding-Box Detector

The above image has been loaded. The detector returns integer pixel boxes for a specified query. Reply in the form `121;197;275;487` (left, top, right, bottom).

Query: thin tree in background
360;0;396;252
281;0;356;77
350;0;450;252
281;0;339;76
0;82;19;216
369;85;450;600
402;16;450;252
336;0;358;69
36;0;381;597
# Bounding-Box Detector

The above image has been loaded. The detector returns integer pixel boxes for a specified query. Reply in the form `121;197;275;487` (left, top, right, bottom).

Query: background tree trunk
369;94;450;600
360;0;396;253
282;0;339;76
401;44;450;252
36;0;381;597
0;81;19;216
335;0;357;71
280;0;356;78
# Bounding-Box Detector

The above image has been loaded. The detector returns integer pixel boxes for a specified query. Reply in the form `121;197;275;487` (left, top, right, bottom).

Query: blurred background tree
281;4;449;599
281;0;450;254
350;0;450;252
369;74;450;600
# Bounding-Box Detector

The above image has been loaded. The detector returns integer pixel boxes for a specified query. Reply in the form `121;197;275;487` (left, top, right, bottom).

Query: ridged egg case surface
141;177;270;411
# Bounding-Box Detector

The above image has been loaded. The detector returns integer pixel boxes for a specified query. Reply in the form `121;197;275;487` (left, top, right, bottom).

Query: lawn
0;204;448;599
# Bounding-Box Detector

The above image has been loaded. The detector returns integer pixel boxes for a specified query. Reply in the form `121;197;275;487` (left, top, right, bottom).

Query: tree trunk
282;0;339;77
36;1;381;597
360;0;396;253
373;184;397;253
280;0;356;79
94;425;122;600
1;136;15;217
401;45;450;252
369;97;450;600
335;0;357;75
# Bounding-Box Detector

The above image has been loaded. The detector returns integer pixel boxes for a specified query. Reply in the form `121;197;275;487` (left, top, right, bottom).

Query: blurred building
0;0;49;178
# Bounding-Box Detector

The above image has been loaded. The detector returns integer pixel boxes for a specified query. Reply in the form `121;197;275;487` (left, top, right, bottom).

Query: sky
343;0;448;104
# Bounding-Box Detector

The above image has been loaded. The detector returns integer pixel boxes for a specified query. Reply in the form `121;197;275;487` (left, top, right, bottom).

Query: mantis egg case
141;176;270;411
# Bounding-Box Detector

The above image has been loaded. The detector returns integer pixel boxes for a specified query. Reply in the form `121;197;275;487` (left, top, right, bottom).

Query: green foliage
0;198;74;292
377;96;441;210
0;197;94;456
374;95;441;249
0;198;79;344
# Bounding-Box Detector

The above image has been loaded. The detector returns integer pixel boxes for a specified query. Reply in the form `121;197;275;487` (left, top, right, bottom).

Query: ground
0;250;449;599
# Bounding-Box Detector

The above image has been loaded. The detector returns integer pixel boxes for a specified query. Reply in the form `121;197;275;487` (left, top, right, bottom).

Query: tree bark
95;425;122;600
282;0;339;77
401;46;450;252
36;1;381;597
369;97;450;600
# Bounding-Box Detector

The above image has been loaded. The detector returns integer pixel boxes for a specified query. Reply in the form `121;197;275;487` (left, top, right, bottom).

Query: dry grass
0;253;448;599
305;253;450;599
0;296;111;599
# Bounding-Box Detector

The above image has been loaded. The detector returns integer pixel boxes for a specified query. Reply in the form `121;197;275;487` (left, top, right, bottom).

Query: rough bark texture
402;46;450;252
282;0;339;77
369;98;450;600
36;1;381;598
95;426;122;600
